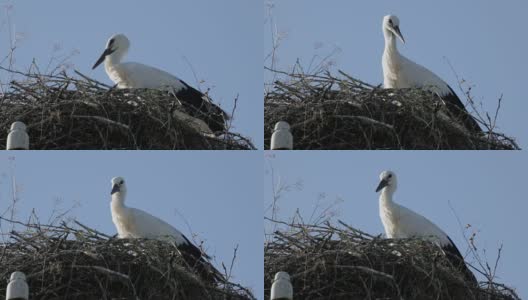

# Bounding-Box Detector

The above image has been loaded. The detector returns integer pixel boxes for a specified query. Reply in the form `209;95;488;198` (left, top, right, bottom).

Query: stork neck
111;193;127;212
379;188;396;209
104;55;119;70
104;49;126;70
383;31;399;57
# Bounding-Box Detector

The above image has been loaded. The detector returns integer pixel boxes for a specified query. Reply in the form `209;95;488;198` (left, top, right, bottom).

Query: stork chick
93;34;228;135
376;170;477;284
110;176;224;283
382;15;482;133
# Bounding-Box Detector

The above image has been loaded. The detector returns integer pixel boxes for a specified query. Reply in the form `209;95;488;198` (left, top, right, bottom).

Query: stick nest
0;70;255;150
265;70;519;150
264;221;519;300
0;221;255;300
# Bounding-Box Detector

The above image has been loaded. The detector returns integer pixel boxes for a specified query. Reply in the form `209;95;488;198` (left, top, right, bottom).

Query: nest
0;70;255;150
264;221;519;300
0;220;255;300
265;71;519;150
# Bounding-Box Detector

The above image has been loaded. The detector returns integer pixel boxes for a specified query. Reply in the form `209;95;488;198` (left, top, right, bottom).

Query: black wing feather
175;80;228;134
442;86;482;133
180;234;207;260
178;234;225;284
443;235;477;285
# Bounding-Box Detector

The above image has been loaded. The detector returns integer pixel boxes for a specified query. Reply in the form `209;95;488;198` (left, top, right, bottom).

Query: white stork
375;170;477;284
381;15;482;133
110;176;224;283
92;34;229;135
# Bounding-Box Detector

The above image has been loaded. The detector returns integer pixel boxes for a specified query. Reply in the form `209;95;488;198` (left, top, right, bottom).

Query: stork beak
393;26;405;44
92;47;115;70
375;179;389;192
111;184;120;195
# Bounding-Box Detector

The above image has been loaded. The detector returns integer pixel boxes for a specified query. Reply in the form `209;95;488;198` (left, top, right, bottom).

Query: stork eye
388;174;392;178
389;19;393;24
120;180;124;184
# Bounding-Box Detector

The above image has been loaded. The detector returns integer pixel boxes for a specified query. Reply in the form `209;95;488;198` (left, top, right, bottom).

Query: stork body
93;34;228;135
110;176;223;283
381;15;481;133
375;171;477;284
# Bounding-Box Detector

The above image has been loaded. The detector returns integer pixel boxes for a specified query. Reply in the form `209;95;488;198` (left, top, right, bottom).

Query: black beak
393;26;405;44
375;179;389;192
111;184;120;195
92;47;115;70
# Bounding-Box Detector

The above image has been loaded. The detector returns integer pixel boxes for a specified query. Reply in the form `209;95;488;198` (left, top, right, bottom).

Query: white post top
274;271;290;281
9;272;26;281
274;121;290;131
6;121;29;150
271;121;293;150
6;271;29;300
271;271;293;300
10;122;27;131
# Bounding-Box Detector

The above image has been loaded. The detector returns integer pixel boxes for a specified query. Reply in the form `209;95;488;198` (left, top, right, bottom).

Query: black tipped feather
178;234;225;284
443;236;477;285
442;86;482;133
175;80;228;135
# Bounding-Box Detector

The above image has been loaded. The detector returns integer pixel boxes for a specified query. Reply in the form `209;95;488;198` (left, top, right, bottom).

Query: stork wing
443;86;482;132
129;208;224;283
399;57;481;132
397;205;477;284
176;80;229;134
178;233;226;283
118;62;228;134
444;235;478;284
119;62;187;90
396;204;451;244
129;207;187;244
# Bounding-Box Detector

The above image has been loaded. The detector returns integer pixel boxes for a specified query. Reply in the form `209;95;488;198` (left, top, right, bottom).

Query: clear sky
0;152;263;298
264;151;527;299
0;0;262;148
264;1;527;148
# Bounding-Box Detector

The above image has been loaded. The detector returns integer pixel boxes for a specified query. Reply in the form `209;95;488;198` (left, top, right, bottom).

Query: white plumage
375;170;477;284
110;176;188;244
270;271;293;300
93;34;228;135
381;15;481;132
110;176;223;282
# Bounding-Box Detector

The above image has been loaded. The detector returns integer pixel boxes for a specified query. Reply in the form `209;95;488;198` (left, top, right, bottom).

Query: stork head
92;33;130;69
376;170;398;193
383;15;405;44
111;176;127;196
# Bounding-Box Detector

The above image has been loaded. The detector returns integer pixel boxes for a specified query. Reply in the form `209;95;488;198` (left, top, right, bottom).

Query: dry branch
0;68;255;150
264;221;519;300
0;220;255;300
264;70;518;150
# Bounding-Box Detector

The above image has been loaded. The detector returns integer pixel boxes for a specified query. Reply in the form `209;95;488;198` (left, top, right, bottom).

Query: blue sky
0;1;262;148
264;1;527;148
0;2;526;300
0;152;263;298
265;151;527;299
